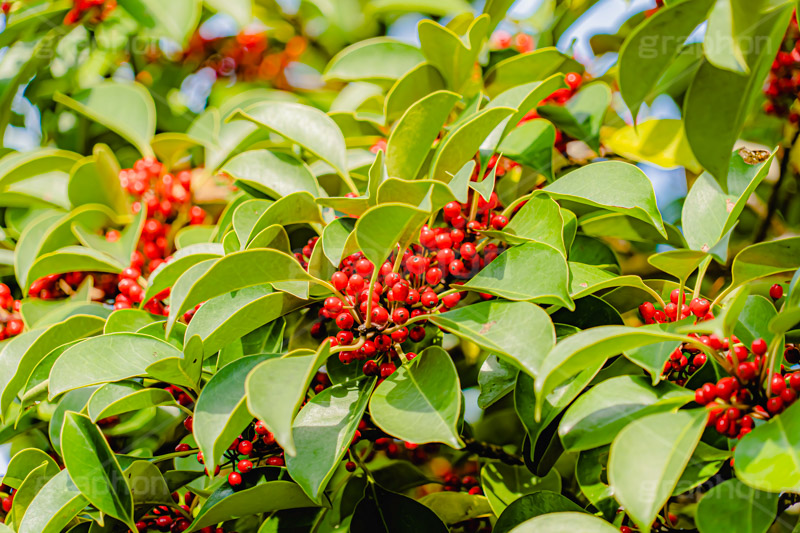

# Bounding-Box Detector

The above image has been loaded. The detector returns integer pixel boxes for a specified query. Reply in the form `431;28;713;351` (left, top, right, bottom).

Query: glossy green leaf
61;412;134;527
684;5;791;178
370;0;471;15
735;295;778;347
484;48;583;97
567;262;654;300
191;477;316;530
286;378;375;502
481;462;561;516
67;144;129;213
0;314;105;416
429;300;555;378
87;381;176;422
222;149;321;199
609;410;707;533
386;91;460;180
430;106;515;181
142;243;224;305
417;492;492;525
166;249;318;333
463;242;572;308
559;376;694;452
648;249;709;280
418;16;488;90
731;236;800;287
243;192;323;248
2;448;59;489
355;203;429;267
605;119;701;173
538;82;611;151
498;120;556;181
695;477;778;533
496;492;584;533
617;0;715;118
734;399;800;492
49;388;97;455
18;470;88;533
229;102;353;190
117;0;201;45
543;161;666;236
351;483;448;533
509;512;620;533
683;148;774;252
11;462;60;526
246;344;329;456
25;246;124;293
54;82;156;157
324;38;425;82
194;354;273;476
575;447;617;520
124;460;172;506
477;355;518;408
370;346;464;448
534;326;695;419
384;63;447;121
49;333;182;398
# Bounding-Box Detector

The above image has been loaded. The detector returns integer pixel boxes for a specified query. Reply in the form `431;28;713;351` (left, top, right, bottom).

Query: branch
755;128;800;242
462;437;524;465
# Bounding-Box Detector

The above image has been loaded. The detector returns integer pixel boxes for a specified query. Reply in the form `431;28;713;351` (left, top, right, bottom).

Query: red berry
363;360;378;376
421;291;439;308
442;293;461;308
781;388;797;404
355;259;373;276
156;516;173;528
443;202;461;218
379;363;396;378
391;327;408;343
335;312;354;330
371;306;389;325
409;326;426;342
716;377;738;400
348;274;365;292
785;346;800;364
491;215;508;230
392;307;409;325
238;459;253;473
790;372;800;391
771;373;787;395
228;472;242;486
406;255;426;275
425;267;443;286
670;289;685;304
690;298;710;317
738;361;756;381
267;456;284;466
238;440;253;455
345;461;357;472
770;284;784;300
638;301;655;320
121;267;141;280
751;338;767;356
183;416;193;432
692;353;707;367
331;271;348;291
767;396;784;414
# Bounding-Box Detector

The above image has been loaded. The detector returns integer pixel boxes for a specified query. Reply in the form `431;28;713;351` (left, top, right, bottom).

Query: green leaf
117;0;201;46
87;381;177;422
384;64;447;121
166;249;317;333
580;212;686;247
222;150;321;199
508;512;620;533
73;208;145;276
417;492;493;525
429;300;555;378
61;412;134;528
682;148;775;252
141;243;224;305
229;102;353;191
609;410;707;533
11;462;60;526
617;0;715;118
735;295;778;347
355;203;429;267
203;0;251;26
25;244;124;292
684;5;791;178
2;448;59;489
731;236;800;287
54;82;156;157
68;144;129;213
543;161;666;236
534;326;695;420
191;477;316;530
320;217;358;267
386;91;460;180
124;460;172;506
604;119;701;173
0;314;105;417
481;462;561;516
477;355;518;409
567;262;654;300
286;378;375;502
49;388;97;455
463;242;572;308
648;249;709;280
497;120;556;181
351;484;448;532
370;0;471;16
324;38;425;83
576;447;617;521
49;333;182;398
559;376;694;452
194;354;273;476
418;16;489;90
484;48;583;98
538;82;611;151
494;491;585;533
734;399;800;492
370;346;464;448
695;477;778;533
430;106;516;181
246;344;329;456
17;470;88;533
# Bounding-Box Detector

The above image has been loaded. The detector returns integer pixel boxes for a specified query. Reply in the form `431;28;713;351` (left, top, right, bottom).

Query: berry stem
755;127;799;242
364;266;381;328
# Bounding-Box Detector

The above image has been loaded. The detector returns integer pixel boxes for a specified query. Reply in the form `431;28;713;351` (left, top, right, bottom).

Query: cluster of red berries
132;494;193;533
0;485;13;523
764;13;800;120
0;283;23;341
619;511;678;533
294;236;319;271
490;30;534;53
63;0;116;25
638;289;714;326
183;29;307;89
